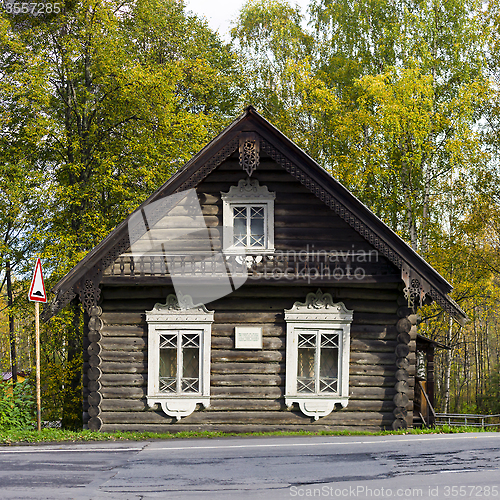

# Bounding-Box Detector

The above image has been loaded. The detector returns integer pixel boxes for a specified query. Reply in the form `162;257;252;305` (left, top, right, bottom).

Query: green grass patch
0;425;497;445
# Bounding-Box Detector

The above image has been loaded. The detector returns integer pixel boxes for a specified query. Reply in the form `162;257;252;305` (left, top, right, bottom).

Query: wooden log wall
88;152;411;432
90;281;412;433
84;306;104;430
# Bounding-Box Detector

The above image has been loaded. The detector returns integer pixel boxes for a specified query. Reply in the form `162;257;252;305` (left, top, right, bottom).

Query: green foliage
477;365;500;415
0;425;495;445
1;0;240;429
0;381;36;430
233;0;489;253
26;0;239;279
230;0;500;418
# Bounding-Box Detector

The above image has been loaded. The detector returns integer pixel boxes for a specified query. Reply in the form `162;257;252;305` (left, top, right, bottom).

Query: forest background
1;0;499;428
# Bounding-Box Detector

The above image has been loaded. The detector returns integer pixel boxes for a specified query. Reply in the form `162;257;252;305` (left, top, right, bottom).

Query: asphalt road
0;433;499;500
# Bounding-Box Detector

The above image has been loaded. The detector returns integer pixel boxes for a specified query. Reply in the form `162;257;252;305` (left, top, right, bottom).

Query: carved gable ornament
146;295;214;323
239;133;260;177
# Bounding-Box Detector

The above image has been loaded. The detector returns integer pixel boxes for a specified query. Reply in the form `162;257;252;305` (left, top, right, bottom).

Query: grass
0;425;497;445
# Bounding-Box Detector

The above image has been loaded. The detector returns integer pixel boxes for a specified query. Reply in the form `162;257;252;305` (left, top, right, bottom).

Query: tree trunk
474;304;480;404
443;315;453;413
62;299;83;430
421;164;430;256
6;261;17;384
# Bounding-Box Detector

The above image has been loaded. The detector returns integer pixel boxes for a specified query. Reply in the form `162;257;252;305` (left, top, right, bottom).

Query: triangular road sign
29;259;47;303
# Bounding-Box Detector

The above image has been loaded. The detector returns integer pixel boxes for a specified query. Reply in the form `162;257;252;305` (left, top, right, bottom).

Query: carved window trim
146;295;214;421
221;178;275;253
285;290;353;420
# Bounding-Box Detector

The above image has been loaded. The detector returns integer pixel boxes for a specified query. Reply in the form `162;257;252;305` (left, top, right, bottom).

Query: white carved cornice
146;294;214;323
285;289;353;322
221;178;276;201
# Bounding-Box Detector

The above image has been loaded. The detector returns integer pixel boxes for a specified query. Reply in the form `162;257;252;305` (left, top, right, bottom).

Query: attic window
221;178;275;253
285;290;353;420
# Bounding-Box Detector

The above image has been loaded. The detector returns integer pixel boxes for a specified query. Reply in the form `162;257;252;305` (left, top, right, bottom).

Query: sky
185;0;311;41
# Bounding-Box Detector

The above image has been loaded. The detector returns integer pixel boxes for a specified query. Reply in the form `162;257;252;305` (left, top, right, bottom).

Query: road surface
0;432;499;499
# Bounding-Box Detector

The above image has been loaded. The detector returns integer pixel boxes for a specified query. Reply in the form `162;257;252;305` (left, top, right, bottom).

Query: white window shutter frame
146;295;214;421
284;290;353;420
221;178;275;252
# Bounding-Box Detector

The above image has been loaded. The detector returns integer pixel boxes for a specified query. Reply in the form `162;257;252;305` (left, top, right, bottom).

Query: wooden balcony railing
103;251;396;283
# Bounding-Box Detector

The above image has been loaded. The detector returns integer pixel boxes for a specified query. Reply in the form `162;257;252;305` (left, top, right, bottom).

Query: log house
44;107;466;432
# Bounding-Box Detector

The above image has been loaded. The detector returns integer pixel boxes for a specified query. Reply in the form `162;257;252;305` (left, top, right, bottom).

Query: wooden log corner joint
392;308;417;430
86;306;104;431
44;107;467;433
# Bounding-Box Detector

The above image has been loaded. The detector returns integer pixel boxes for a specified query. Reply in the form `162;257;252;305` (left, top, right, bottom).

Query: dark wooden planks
95;281;403;431
94;155;405;431
100;410;395;426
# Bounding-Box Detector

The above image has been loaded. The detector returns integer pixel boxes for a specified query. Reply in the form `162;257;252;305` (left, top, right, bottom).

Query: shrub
477;365;500;416
0;380;36;430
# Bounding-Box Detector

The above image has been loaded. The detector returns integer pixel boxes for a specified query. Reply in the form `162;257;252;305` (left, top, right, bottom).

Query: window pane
250;207;264;219
234;206;247;219
319;331;339;393
182;348;199;392
159;343;177;393
233;206;247;246
249;211;264;248
297;348;315;393
181;332;200;393
297;332;316;393
181;332;200;349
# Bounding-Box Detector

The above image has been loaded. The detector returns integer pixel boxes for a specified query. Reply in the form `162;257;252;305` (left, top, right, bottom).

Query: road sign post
28;259;46;432
35;301;41;431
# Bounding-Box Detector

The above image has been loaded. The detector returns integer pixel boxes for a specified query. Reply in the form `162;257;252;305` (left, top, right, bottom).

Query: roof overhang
42;107;467;325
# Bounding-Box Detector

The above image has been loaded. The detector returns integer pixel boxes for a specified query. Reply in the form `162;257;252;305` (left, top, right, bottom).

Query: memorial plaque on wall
235;326;263;349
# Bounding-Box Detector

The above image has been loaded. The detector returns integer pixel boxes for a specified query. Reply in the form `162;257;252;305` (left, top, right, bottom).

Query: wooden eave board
417;333;451;350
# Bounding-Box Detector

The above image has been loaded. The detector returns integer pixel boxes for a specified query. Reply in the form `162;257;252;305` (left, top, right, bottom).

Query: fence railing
434;413;500;428
414;381;500;429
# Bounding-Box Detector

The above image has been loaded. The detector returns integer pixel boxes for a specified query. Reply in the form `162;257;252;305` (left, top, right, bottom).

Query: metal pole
35;301;41;432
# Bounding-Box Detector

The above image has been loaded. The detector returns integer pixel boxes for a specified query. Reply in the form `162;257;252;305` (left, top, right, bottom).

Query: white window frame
285;290;353;420
221;178;275;253
146;295;214;421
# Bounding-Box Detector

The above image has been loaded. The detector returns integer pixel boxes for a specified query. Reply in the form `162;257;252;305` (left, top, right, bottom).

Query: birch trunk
443;315;453;413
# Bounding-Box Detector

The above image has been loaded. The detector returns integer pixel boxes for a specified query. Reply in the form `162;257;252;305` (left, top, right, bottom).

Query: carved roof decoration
239;133;260;177
286;289;347;311
43;106;466;323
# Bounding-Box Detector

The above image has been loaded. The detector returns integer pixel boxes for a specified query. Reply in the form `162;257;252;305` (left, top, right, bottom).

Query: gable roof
43;106;466;323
